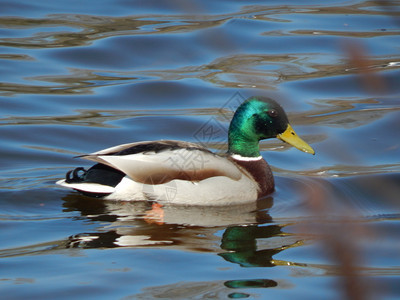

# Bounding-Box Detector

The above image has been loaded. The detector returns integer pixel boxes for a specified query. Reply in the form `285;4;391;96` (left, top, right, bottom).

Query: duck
56;96;315;205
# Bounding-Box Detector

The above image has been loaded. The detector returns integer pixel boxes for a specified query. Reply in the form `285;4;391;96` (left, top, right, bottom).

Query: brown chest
230;157;274;198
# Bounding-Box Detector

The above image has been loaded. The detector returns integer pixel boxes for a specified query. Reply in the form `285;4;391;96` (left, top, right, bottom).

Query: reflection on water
133;278;278;299
1;3;400;94
62;194;273;249
220;225;286;268
62;194;295;298
1;0;400;299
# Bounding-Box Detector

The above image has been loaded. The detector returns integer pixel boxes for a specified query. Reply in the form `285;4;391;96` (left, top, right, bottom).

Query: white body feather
56;141;260;205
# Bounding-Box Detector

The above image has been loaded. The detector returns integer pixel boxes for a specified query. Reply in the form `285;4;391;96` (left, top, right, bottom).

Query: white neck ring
230;154;263;161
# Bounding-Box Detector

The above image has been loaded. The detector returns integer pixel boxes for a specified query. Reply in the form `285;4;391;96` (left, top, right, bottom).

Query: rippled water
1;1;400;299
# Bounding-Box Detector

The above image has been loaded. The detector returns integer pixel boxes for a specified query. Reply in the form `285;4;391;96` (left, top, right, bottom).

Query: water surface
1;1;400;299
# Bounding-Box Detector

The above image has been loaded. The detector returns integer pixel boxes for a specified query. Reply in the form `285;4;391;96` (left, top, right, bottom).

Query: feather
56;179;115;194
79;141;242;184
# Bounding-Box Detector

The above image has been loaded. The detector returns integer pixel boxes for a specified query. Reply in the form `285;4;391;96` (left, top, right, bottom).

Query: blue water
1;1;400;299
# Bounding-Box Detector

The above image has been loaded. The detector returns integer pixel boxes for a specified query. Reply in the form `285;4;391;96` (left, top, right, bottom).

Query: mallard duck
57;96;314;205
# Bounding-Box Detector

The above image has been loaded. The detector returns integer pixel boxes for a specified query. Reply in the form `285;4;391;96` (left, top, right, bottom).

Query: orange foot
144;203;165;225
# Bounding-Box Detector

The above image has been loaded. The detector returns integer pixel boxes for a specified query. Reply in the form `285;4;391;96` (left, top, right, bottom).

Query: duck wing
78;140;242;184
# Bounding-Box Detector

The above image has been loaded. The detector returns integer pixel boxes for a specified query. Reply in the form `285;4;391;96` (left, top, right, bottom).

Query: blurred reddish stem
343;41;387;95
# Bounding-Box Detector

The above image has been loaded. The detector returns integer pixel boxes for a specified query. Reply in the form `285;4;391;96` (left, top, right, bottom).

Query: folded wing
78;140;243;184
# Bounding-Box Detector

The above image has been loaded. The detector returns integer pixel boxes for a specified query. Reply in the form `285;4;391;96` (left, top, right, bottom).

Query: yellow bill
277;124;315;155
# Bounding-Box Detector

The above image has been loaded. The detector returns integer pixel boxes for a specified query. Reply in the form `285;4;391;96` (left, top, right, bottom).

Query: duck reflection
62;194;298;296
130;278;278;299
62;194;296;257
220;225;285;268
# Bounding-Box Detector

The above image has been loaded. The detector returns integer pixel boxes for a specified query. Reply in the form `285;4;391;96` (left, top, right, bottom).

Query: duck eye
267;110;278;118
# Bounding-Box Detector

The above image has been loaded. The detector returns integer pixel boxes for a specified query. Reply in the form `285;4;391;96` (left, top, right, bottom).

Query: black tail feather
65;164;125;187
66;167;87;183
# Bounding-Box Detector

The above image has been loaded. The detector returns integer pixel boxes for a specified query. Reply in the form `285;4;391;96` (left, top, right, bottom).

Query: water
1;0;400;299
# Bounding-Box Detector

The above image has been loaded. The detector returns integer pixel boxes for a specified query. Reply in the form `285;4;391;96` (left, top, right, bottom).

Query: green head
228;96;315;157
